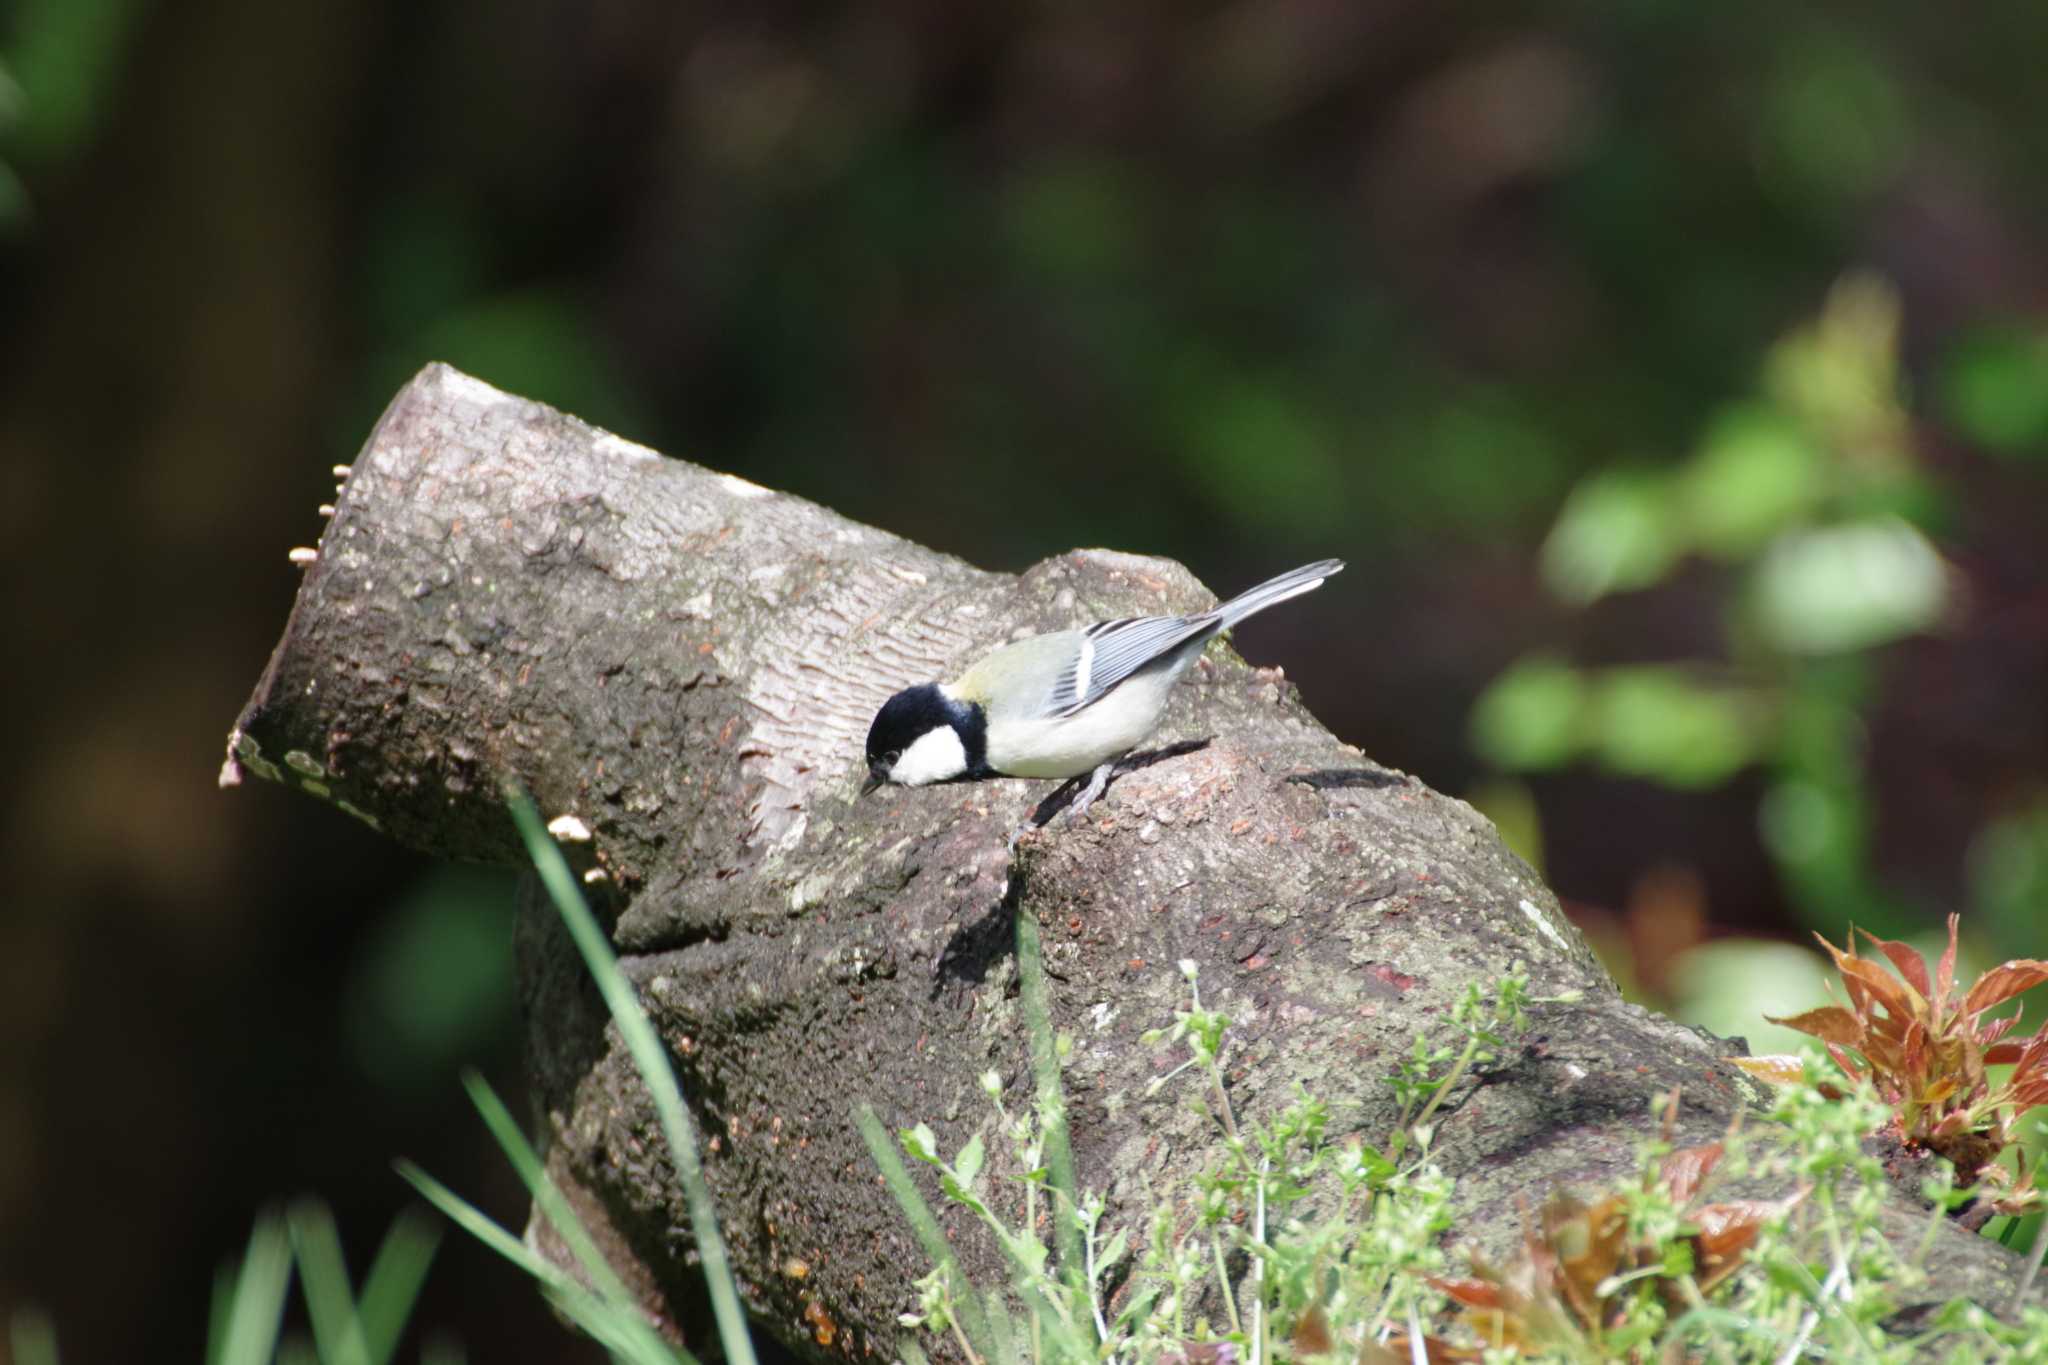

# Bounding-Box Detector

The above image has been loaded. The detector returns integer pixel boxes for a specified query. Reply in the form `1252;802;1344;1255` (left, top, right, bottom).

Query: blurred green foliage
1473;277;1975;936
1940;325;2048;458
0;0;139;162
343;868;518;1097
1971;801;2048;956
0;59;24;233
1470;269;2048;1143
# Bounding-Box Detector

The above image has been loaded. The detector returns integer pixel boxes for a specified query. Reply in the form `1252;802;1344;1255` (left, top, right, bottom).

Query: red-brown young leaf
1690;1205;1766;1293
1692;1192;1807;1294
1379;1334;1480;1364
1290;1303;1334;1356
1662;1142;1723;1206
1814;934;1879;1019
1956;1036;1989;1100
1981;1010;2023;1051
1727;1056;1850;1098
1728;1054;1808;1086
2011;1032;2048;1075
1765;1006;1864;1049
1693;1202;1771;1259
1824;1042;1867;1082
1935;914;1959;1016
1834;953;1921;1027
1859;1029;1906;1080
1901;1016;1930;1085
1550;1195;1629;1329
1985;1041;2026;1066
1865;931;1934;1002
1430;1277;1505;1310
1962;962;2048;1021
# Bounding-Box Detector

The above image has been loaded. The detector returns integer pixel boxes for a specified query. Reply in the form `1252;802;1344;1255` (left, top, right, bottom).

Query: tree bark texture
228;365;2036;1357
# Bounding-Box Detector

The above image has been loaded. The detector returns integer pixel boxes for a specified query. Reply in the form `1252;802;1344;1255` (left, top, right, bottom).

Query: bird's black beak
861;768;886;796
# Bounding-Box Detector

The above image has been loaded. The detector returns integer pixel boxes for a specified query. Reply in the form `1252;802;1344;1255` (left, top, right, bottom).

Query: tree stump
226;365;2038;1358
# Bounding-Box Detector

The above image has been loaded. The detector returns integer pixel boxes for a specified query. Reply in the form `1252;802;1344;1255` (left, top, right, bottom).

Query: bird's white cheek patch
890;726;969;787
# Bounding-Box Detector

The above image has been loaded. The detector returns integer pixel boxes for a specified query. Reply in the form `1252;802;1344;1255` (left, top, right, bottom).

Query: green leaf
1660;1240;1697;1277
1591;667;1759;787
954;1132;984;1189
1939;325;2048;457
939;1174;989;1215
1470;656;1587;771
1680;403;1826;558
1749;517;1948;654
1541;468;1681;604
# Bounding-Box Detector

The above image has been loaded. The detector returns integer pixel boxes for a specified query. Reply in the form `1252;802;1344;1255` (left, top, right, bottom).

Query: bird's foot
1064;761;1116;822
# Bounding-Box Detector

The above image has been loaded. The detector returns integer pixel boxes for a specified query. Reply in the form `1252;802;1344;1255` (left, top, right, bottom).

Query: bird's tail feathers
1207;558;1344;629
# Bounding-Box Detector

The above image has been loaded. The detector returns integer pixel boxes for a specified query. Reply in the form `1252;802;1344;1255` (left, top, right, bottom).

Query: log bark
227;365;2037;1358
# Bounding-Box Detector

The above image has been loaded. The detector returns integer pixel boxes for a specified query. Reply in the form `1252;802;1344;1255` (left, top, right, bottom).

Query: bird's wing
1037;561;1344;719
1049;614;1214;717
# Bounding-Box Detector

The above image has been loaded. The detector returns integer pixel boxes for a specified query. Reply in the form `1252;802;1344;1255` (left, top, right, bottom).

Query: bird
862;559;1343;818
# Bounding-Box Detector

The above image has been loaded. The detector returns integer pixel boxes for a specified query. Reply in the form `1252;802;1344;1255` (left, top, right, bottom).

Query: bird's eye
884;750;902;766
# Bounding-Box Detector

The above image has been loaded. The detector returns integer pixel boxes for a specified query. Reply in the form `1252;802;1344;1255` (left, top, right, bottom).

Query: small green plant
891;1086;1109;1365
1384;969;1536;1163
879;955;1519;1365
882;928;2048;1363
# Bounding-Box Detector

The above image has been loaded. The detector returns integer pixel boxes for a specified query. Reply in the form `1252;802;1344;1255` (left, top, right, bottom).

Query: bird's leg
1063;761;1117;822
1009;756;1138;847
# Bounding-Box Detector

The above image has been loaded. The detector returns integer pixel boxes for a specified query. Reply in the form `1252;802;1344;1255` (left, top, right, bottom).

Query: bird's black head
863;683;986;792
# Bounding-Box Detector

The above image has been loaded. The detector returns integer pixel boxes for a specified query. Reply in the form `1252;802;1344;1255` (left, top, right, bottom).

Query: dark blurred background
2;0;2044;1359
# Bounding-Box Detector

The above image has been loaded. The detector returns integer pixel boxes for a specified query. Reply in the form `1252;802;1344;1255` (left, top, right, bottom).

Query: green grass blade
1013;903;1084;1295
397;1161;690;1365
506;785;756;1365
896;1337;931;1365
397;1160;562;1281
459;1068;642;1310
213;1211;295;1365
207;1263;235;1365
285;1200;372;1365
536;1282;702;1365
356;1207;442;1365
853;1102;994;1362
8;1308;59;1365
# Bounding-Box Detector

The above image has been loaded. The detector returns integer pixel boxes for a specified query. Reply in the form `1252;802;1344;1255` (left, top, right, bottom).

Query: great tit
862;559;1343;814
